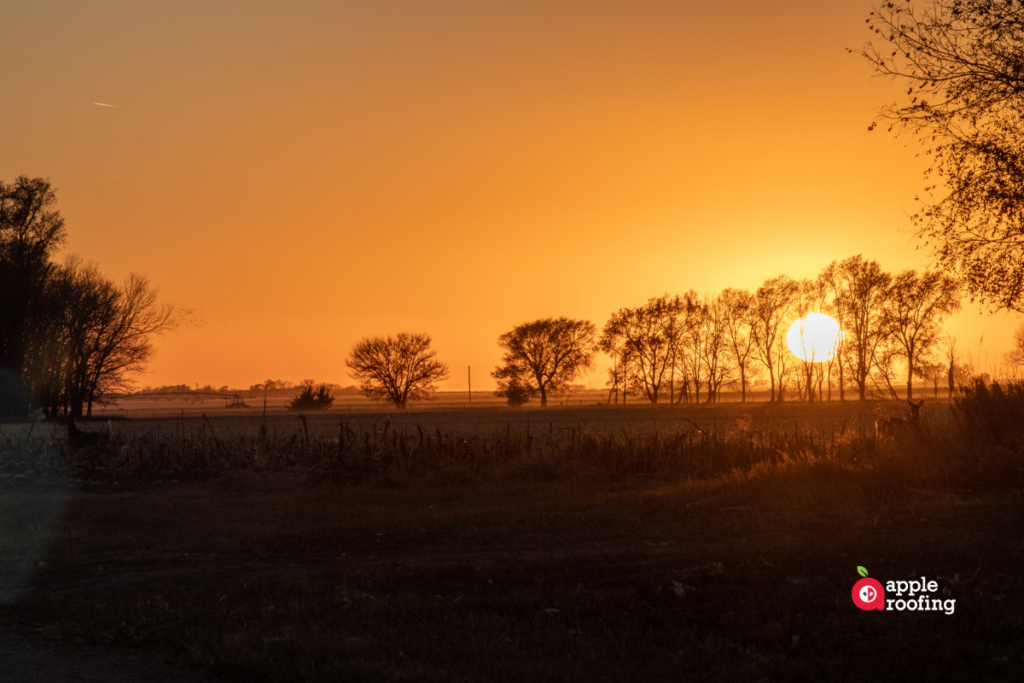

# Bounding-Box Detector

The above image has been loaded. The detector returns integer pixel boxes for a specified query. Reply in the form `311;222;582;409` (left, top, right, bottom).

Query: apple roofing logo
852;566;885;611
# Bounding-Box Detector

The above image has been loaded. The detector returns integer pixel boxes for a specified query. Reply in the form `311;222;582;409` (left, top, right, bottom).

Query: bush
287;383;335;411
501;382;533;407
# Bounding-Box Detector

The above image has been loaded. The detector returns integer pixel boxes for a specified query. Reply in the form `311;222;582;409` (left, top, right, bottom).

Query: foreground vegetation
0;384;1022;681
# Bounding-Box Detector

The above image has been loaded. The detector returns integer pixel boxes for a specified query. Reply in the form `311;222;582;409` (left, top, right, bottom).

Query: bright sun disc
786;312;841;362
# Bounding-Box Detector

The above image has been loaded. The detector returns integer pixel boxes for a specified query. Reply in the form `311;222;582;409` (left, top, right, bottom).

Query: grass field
1;393;1023;681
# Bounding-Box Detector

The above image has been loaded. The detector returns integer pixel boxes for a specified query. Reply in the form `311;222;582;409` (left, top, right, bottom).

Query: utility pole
468;366;472;403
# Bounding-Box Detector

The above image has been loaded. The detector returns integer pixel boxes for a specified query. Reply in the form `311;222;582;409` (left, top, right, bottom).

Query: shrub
951;380;1024;449
287;384;335;411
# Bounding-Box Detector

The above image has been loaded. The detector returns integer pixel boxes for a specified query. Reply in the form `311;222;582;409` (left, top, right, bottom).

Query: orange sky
3;0;1020;391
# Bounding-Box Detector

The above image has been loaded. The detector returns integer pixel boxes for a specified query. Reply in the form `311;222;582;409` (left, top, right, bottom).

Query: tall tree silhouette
0;176;66;411
720;288;757;402
831;256;892;401
750;276;799;402
885;270;961;400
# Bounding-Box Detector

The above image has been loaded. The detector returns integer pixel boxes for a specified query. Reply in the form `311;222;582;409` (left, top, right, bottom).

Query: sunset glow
786;313;841;363
2;1;1019;390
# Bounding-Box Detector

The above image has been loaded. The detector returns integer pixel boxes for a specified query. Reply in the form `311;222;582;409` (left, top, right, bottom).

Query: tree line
345;255;963;409
0;176;176;418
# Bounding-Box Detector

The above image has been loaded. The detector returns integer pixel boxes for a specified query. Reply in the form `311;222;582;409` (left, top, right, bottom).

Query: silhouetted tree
681;297;708;403
885;269;962;400
288;382;335;411
832;256;892;401
750;276;799;402
720;288;757;402
494;317;596;408
696;294;733;402
0;176;66;411
819;262;853;400
347;333;449;409
857;0;1024;312
601;294;694;404
29;258;177;417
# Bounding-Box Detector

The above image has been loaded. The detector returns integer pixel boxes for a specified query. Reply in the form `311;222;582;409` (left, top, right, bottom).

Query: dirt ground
1;466;1022;682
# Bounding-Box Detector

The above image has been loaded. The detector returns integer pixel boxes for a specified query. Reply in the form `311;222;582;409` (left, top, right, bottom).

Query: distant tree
750;276;799;402
790;278;831;401
831;256;893;401
819;262;853;400
856;0;1024;312
600;295;693;404
695;294;732;403
680;298;708;403
288;382;335;411
604;345;642;405
885;270;962;400
347;333;449;409
494;317;597;408
720;288;757;402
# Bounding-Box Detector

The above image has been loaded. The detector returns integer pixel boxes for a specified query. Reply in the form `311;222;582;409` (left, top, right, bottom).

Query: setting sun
786;312;841;363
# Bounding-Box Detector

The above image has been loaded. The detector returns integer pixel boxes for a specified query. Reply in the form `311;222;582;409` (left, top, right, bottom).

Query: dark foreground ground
1;466;1022;682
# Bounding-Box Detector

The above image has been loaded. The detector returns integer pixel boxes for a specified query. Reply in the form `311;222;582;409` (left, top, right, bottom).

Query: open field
1;396;1023;681
88;385;959;419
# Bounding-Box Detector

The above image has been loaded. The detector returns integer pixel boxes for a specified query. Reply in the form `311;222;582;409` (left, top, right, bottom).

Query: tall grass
61;413;874;484
951;379;1024;449
45;386;1024;496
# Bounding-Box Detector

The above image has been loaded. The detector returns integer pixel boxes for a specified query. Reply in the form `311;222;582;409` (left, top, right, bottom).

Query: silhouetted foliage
0;176;176;416
750;276;799;402
494;317;597;408
0;176;66;411
720;288;757;402
884;269;961;400
828;256;892;401
502;381;533;407
288;382;335;411
857;0;1024;312
600;295;695;404
347;333;449;409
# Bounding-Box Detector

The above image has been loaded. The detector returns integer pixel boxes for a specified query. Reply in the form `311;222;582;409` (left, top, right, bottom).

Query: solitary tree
493;317;597;408
347;333;449;409
885;269;962;400
857;0;1024;312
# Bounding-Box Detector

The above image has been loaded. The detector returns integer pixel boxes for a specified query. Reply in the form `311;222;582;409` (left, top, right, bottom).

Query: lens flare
786;312;841;362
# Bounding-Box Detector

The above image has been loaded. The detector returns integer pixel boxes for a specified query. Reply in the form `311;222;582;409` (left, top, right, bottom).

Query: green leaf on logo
857;566;869;578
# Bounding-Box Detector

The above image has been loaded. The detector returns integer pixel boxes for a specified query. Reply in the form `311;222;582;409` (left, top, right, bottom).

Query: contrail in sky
92;102;117;108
